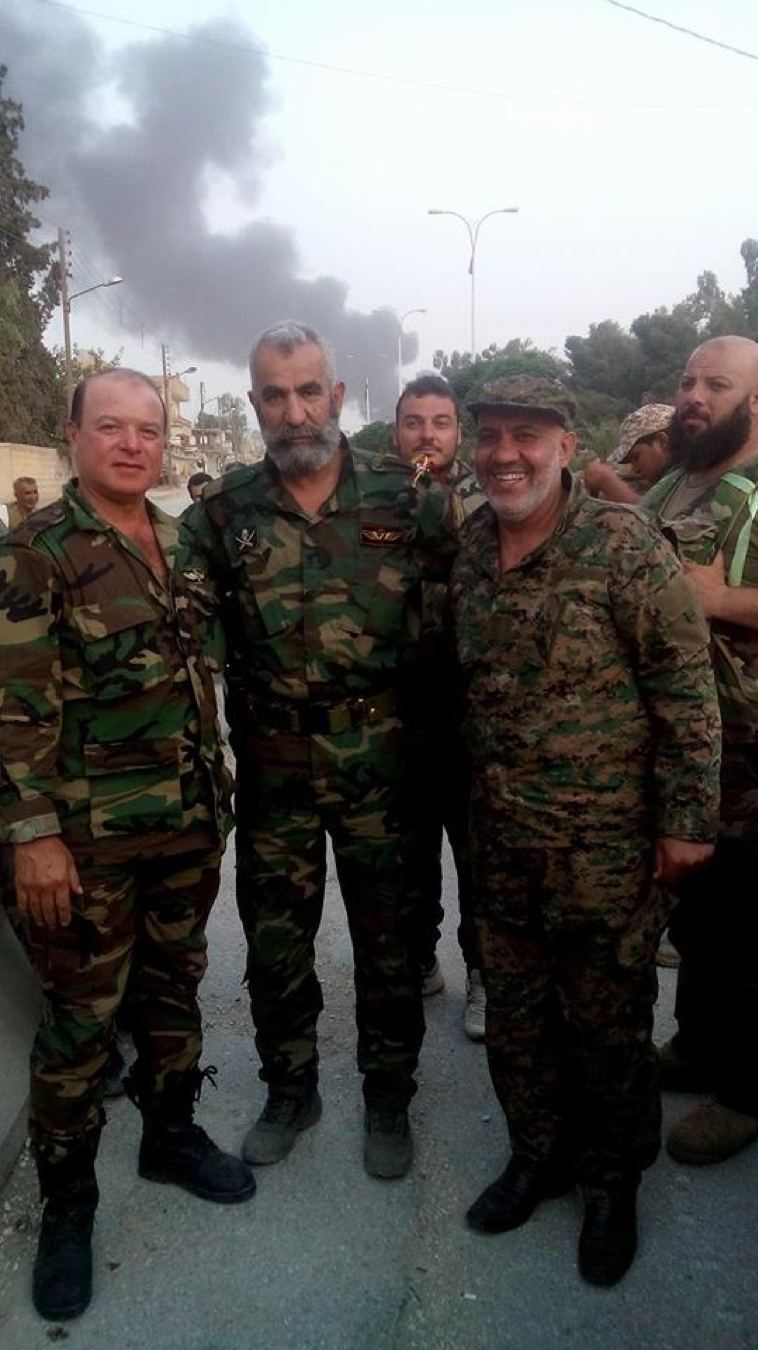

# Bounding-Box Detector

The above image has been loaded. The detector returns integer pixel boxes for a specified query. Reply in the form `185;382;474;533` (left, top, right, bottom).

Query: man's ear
560;430;578;467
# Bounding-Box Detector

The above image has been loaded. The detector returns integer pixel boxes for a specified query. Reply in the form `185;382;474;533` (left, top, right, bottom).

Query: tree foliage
351;420;393;455
0;66;64;444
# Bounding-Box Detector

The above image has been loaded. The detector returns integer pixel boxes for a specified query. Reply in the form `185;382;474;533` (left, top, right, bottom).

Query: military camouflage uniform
0;480;232;1167
180;440;457;1110
452;472;721;1189
405;458;486;971
644;459;758;1114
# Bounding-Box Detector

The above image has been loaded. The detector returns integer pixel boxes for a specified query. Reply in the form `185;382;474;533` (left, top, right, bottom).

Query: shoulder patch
8;498;67;545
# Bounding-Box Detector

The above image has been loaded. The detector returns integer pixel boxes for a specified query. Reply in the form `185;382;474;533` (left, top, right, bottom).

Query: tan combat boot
667;1101;758;1164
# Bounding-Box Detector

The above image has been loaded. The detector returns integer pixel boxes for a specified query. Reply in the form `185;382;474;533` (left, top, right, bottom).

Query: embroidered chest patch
360;525;406;547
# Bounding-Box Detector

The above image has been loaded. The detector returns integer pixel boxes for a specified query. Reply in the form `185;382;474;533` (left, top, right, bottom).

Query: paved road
1;839;756;1349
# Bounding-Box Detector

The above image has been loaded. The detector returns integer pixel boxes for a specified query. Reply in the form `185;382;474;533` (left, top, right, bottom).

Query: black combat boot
33;1146;99;1321
127;1064;256;1204
578;1187;638;1286
466;1152;576;1234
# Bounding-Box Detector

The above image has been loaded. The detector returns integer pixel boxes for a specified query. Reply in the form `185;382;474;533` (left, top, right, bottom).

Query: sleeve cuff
5;813;62;845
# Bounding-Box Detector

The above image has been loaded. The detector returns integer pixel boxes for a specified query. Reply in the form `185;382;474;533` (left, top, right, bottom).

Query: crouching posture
0;370;255;1323
451;376;721;1286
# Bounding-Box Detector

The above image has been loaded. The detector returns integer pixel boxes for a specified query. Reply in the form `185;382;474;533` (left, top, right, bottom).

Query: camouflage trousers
472;838;667;1191
234;715;424;1110
6;839;221;1166
405;718;479;972
668;743;758;1115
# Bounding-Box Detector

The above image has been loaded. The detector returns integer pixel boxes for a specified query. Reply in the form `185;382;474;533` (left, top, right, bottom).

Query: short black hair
70;368;168;431
187;472;213;490
396;374;460;424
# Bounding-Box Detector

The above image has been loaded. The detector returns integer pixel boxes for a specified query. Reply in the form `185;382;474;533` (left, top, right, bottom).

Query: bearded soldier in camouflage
0;370;255;1323
180;322;458;1181
451;375;720;1286
643;336;758;1166
392;373;487;1038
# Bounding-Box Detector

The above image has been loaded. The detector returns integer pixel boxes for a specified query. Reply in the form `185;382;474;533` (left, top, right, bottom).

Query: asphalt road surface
1;838;757;1350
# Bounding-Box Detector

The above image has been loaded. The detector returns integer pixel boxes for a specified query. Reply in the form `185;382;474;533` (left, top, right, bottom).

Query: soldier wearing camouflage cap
180;322;461;1182
0;369;256;1323
451;373;721;1285
584;404;674;505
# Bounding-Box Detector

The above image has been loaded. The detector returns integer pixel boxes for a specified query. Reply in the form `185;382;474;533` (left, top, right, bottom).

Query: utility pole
58;227;73;414
161;343;172;483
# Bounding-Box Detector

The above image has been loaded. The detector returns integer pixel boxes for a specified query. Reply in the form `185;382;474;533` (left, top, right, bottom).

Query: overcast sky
2;0;757;425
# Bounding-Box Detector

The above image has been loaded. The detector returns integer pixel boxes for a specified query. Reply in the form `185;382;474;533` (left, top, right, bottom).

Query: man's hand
583;460;617;496
13;837;83;929
683;551;727;619
653;837;714;885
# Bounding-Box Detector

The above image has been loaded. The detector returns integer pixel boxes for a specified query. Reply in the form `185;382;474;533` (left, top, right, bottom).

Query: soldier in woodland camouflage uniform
643;336;758;1165
0;370;255;1324
180;323;458;1181
392;373;488;1038
451;375;720;1286
584;403;674;505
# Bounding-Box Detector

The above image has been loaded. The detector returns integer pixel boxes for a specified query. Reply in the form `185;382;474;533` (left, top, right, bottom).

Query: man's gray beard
264;420;341;476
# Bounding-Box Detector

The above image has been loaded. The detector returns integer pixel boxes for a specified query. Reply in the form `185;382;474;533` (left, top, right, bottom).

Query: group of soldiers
0;323;756;1321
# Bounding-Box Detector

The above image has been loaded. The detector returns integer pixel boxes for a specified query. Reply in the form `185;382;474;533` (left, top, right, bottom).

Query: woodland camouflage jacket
179;441;460;704
0;481;231;852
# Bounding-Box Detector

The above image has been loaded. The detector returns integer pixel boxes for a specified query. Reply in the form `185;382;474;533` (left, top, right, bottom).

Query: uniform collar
461;469;584;580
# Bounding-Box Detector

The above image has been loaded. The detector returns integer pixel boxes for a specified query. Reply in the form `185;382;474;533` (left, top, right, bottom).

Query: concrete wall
0;442;71;507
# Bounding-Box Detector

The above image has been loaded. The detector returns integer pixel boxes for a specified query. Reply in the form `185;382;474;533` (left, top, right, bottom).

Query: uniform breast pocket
83;736;182;839
361;551;415;640
543;592;611;672
230;552;297;641
68;599;171;699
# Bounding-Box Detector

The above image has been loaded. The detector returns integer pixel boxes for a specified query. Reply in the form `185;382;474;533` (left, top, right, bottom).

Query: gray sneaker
363;1108;413;1179
464;969;486;1042
421;959;445;997
243;1090;322;1165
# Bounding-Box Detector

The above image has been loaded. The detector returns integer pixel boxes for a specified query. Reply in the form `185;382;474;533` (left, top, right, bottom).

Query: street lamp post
397;309;427;399
58;227;124;412
427;207;519;358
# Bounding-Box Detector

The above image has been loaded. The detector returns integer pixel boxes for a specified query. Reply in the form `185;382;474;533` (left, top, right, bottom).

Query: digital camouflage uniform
180;440;457;1109
451;472;721;1190
405;458;486;972
0;481;232;1168
644;459;758;1114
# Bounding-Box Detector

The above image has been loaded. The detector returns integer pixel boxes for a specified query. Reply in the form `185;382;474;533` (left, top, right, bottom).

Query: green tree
351;420;392;455
216;393;250;459
0;66;64;444
738;239;758;335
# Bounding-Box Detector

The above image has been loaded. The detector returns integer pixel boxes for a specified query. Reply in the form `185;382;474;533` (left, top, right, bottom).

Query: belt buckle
350;696;381;728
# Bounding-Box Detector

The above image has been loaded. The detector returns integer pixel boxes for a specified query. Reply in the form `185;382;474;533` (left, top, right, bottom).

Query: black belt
247;688;399;735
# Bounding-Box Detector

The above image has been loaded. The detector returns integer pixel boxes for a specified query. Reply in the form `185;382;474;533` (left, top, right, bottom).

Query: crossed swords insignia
235;527;258;552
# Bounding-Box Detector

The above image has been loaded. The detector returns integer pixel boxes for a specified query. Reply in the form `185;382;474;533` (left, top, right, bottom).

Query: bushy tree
0;66;63;443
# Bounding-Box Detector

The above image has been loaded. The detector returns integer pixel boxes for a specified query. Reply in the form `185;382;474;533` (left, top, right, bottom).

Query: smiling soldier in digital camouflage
450;374;721;1286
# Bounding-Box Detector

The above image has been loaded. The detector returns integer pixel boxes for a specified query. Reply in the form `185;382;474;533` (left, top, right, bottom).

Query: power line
605;1;758;62
33;0;758;109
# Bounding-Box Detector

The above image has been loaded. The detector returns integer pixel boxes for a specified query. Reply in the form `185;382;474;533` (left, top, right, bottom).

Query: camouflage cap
468;375;576;428
609;404;674;464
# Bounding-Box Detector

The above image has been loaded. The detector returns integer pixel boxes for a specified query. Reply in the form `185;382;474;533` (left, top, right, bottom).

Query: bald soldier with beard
644;336;758;1166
